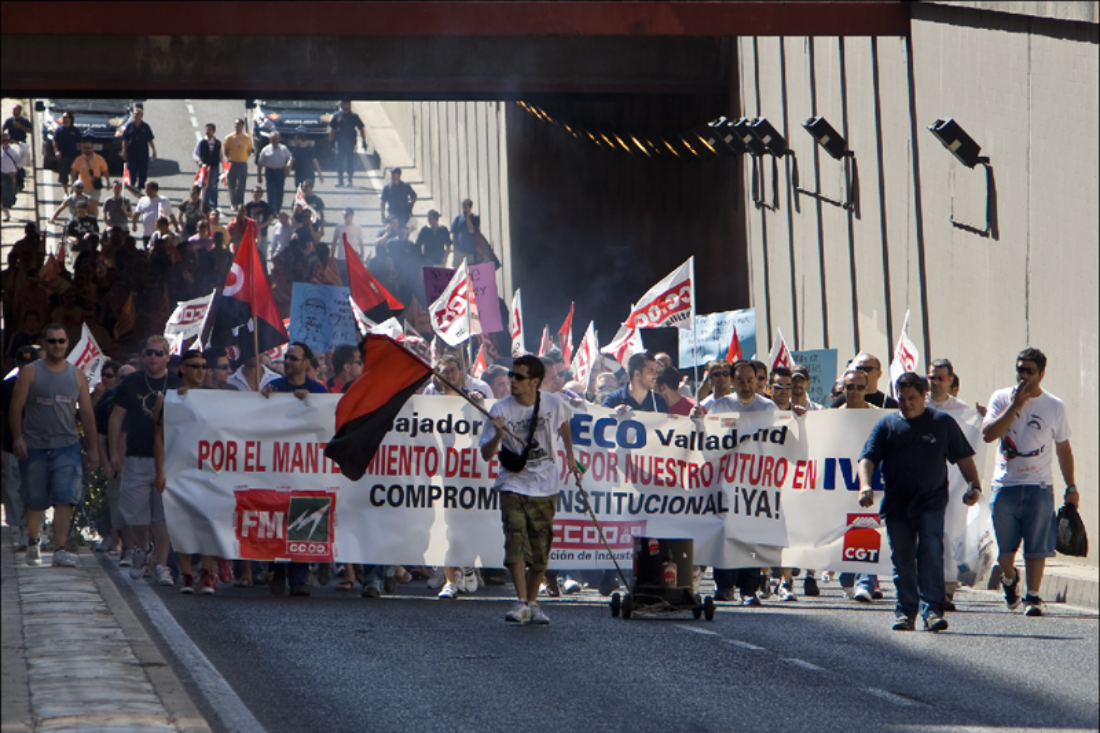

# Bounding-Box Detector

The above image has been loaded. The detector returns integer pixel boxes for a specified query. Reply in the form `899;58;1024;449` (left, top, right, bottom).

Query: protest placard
678;309;756;368
289;283;359;355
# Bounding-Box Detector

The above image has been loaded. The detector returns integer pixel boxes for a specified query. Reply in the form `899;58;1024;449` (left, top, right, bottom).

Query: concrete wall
739;7;1099;564
364;100;514;295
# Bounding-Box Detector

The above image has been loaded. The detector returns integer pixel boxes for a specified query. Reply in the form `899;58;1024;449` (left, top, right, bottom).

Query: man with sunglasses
699;359;733;410
831;353;898;409
109;335;179;585
261;342;328;596
926;359;968;412
8;323;99;567
480;356;580;624
981;348;1076;618
201;347;233;390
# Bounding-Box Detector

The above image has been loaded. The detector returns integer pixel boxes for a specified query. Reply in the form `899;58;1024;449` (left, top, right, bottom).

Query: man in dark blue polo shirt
121;107;156;190
602;352;667;413
260;341;328;596
381;168;417;226
51;111;82;195
858;372;982;632
328;100;365;188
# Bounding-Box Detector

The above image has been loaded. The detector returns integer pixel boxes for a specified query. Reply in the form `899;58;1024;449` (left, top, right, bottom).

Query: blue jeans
270;561;310;588
335;141;356;183
990;483;1057;559
886;509;945;620
203;179;219;210
362;564;394;592
713;568;762;596
839;573;878;591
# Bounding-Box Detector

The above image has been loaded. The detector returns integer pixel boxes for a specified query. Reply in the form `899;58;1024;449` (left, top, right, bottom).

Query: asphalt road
104;557;1099;733
33;97;384;257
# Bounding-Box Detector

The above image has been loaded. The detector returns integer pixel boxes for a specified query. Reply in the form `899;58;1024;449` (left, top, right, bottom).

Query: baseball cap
72;179;85;188
391;167;402;175
15;345;39;365
791;365;811;380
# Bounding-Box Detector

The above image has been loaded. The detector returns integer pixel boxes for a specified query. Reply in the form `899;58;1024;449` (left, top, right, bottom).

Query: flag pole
690;257;699;401
431;368;528;447
251;315;260;392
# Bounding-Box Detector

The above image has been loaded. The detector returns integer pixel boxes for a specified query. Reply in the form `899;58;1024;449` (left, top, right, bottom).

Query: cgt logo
843;513;883;564
234;490;335;562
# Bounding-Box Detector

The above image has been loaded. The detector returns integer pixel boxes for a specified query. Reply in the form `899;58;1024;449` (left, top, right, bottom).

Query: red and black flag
216;226;288;354
344;233;404;323
325;334;433;481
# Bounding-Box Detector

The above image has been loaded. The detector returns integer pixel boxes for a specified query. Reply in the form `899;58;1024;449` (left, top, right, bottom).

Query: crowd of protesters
0;103;1078;629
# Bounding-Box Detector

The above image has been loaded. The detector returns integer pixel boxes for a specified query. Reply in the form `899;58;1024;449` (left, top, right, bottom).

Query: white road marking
190;116;199;128
195;131;203;142
725;639;765;651
863;687;923;707
123;574;268;733
186;104;195;115
782;657;826;672
675;625;719;636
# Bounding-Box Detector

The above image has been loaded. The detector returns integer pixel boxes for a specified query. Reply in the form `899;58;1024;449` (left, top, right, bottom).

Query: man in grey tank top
8;322;100;566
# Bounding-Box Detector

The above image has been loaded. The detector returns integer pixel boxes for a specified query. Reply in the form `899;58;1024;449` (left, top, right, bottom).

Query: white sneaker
17;528;29;550
119;548;134;568
505;601;531;623
529;602;550;625
842;587;855;600
438;581;459;599
26;542;42;566
820;571;835;584
561;578;583;595
52;549;77;567
777;583;797;602
129;548;148;579
426;567;446;590
854;587;874;603
155;565;174;586
462;567;479;594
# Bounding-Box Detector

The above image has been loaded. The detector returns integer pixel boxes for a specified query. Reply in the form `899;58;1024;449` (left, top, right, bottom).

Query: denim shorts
19;442;84;511
990;483;1057;560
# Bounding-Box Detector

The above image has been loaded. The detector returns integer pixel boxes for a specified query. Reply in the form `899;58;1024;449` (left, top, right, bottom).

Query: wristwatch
1066;485;1078;494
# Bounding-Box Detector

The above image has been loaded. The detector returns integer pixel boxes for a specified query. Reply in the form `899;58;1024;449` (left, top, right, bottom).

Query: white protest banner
509;289;525;356
678;309;756;369
163;391;988;576
624;257;694;330
428;259;479;346
164;290;216;346
67;323;107;387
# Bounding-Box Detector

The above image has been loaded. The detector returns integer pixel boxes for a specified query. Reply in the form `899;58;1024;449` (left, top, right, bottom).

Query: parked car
35;98;142;174
248;99;338;162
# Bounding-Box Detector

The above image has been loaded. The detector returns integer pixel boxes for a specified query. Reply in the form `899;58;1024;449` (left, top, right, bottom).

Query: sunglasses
102;372;116;379
507;371;531;381
45;338;68;345
927;374;950;381
1016;366;1038;375
182;363;207;370
284;355;301;362
709;370;731;378
144;349;166;357
770;384;792;390
844;384;867;391
855;365;877;372
210;364;230;371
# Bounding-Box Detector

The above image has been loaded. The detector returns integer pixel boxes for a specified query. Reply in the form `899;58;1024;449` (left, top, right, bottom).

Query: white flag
165;290;216;347
428;259;478;346
601;325;646;369
889;310;922;392
767;328;796;373
401;321;432;365
67;323;107;388
369;317;404;340
509;289;525;356
349;296;376;336
570;321;599;389
623;257;694;330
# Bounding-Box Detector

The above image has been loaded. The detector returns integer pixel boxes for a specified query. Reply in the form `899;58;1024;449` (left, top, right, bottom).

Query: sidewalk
1;526;212;733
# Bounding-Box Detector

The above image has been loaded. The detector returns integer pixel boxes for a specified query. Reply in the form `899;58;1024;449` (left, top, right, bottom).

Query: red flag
344;233;403;314
193;165;210;189
471;345;487;379
123;165;131;187
219;160;230;185
478;332;501;363
222;226;288;348
326;335;433;480
538;326;551;356
557;302;575;364
726;323;743;363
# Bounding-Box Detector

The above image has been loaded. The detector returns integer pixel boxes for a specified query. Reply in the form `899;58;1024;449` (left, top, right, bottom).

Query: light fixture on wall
928;118;988;168
794;115;858;214
747;117;789;157
803;116;849;160
692;117;747;157
927;118;997;238
733;117;767;156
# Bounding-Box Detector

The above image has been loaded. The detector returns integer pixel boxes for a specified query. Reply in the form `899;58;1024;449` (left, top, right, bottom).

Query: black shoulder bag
498;391;541;474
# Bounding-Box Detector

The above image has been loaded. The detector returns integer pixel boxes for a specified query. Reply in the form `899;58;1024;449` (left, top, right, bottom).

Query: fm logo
234;490;335;561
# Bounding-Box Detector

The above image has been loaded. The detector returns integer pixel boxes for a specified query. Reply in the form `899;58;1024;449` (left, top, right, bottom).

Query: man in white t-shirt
131;182;177;246
480;355;580;625
708;360;777;605
981;347;1076;618
699;359;733;410
926;359;968;411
